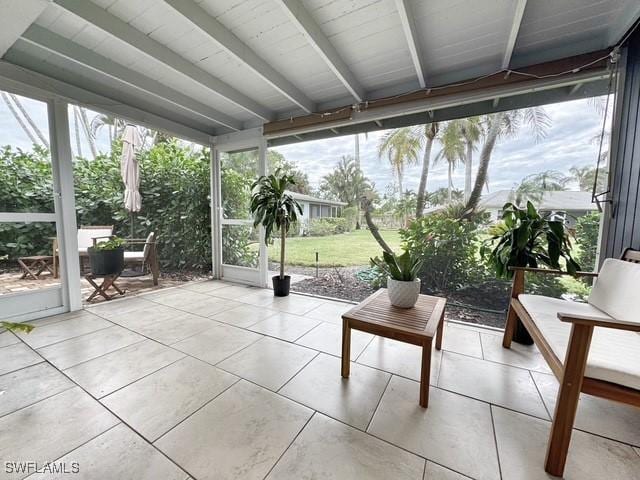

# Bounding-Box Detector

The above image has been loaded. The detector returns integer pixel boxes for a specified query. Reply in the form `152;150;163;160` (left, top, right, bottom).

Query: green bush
575;212;601;272
342;206;359;230
400;209;488;293
308;217;349;236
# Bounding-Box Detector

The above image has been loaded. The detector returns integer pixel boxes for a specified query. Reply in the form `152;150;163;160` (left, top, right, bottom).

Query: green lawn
269;229;403;267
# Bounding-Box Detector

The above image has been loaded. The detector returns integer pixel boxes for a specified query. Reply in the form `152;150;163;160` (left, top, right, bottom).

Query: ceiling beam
21;25;241;131
165;0;314;113
502;0;527;69
394;0;427;88
53;0;272;121
0;0;49;57
274;0;365;103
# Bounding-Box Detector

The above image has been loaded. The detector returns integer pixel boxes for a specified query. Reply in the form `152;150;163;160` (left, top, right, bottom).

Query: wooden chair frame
502;248;640;477
123;233;160;286
52;225;114;278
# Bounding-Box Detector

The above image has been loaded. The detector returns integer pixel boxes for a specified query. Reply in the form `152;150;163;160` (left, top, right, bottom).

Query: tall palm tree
1;92;39;145
458;117;483;202
9;93;49;148
73;107;83;158
434;121;465;203
377;127;421;198
512;170;568;205
465;107;551;214
77;107;97;158
319;155;372;207
414;122;439;218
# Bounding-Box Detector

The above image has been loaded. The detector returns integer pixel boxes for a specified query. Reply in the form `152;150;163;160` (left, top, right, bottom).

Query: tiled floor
1;281;640;480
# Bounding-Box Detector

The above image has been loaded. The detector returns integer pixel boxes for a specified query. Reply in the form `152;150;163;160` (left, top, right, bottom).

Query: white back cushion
589;258;640;323
77;228;113;249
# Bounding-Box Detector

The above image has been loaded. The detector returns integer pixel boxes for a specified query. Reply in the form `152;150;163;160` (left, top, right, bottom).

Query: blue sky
1;93;609;195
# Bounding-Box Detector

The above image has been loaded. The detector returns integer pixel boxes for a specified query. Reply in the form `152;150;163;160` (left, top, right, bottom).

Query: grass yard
269;229;403;267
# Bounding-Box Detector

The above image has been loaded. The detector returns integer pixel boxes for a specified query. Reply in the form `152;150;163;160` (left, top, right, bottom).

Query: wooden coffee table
18;255;54;280
341;289;446;408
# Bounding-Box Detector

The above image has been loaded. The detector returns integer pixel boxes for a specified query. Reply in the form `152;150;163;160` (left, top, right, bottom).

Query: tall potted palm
250;169;302;296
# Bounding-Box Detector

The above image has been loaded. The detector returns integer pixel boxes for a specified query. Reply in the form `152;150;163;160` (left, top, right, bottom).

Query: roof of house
287;191;347;207
479;190;598;212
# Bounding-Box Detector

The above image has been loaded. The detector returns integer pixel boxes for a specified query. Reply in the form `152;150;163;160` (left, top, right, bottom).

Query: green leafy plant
250;169;302;279
92;237;125;251
370;249;423;281
1;321;34;334
481;201;580;278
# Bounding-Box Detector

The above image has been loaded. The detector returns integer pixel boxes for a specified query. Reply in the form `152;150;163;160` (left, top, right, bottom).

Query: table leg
435;309;445;350
420;338;433;408
341;318;351;378
18;259;38;280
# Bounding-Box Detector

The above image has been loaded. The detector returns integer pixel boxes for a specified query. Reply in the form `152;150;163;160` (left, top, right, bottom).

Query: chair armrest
557;312;640;332
509;266;598;278
91;235;115;246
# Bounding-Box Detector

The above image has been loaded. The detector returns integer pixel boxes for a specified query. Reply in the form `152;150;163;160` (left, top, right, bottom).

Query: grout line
365;373;393;432
0;382;76;420
276;351;321;394
353;332;376;363
529;370;552;421
490;405;505;480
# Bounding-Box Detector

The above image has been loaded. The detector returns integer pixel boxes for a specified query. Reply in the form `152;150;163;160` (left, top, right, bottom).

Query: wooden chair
123;232;160;286
52;225;114;277
503;248;640;477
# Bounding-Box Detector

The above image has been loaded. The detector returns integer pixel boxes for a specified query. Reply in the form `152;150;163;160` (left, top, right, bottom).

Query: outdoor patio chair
502;248;640;477
52;225;114;277
123;232;160;285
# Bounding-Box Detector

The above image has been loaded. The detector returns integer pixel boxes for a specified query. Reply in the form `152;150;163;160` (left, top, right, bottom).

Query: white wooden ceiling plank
275;0;365;102
0;0;49;57
52;0;273;120
164;0;315;113
20;25;243;130
502;0;527;69
394;0;427;87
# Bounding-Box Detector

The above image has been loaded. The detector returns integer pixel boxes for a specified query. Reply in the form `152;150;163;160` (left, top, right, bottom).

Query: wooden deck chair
502;248;640;476
123;232;160;285
52;225;114;277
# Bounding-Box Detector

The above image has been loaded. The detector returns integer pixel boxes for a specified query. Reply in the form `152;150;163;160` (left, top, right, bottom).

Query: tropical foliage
370;249;423;281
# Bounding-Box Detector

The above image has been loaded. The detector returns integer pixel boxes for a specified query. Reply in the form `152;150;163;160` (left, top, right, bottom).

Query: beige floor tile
16;315;112;349
37;326;144;370
357;337;442;384
303;300;355;324
237;289;282;307
267;413;424;480
155;380;312;480
0;363;73;417
64;340;184;397
0;387;118;480
135;314;220;344
172;323;263;365
532;371;640;446
28;310;95;327
151;289;240;316
103;303;180;330
217;337;317;391
480;333;552;374
88;296;157;318
209;285;254;300
279;353;391;430
368;376;500;480
248;312;320;342
271;295;323;315
295;322;373;360
180;280;232;294
438;352;548;418
493;406;640;480
210;304;278;328
441;324;483;358
424;462;472;479
0;343;43;375
102;357;237;441
0;331;19;348
26;423;188;480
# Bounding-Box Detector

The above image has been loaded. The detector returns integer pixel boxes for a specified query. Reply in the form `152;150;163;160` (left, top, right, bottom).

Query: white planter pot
387;277;421;308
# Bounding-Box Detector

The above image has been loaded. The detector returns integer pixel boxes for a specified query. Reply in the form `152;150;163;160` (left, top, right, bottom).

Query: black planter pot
88;247;124;276
272;275;291;297
513;318;534;345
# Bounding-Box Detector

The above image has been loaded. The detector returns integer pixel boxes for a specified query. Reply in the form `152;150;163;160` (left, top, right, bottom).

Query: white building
288;191;348;235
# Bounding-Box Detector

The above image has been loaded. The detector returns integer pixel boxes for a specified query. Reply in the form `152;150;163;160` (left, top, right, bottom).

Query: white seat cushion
77;228;113;250
589;258;640;325
519;294;640;390
124;251;144;260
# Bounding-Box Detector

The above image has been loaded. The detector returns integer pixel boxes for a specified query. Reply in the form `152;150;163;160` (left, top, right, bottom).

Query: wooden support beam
165;0;314;113
503;0;528;69
53;0;272;121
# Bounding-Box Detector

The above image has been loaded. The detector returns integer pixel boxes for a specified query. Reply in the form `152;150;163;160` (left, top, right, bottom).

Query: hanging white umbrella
121;124;142;237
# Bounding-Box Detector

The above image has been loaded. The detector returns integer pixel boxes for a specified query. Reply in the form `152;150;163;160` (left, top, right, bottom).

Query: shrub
342;206;359;230
574;212;601;272
400;209;488;293
308;217;349;236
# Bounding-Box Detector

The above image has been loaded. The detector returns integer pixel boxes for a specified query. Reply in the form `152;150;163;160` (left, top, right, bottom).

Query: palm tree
570;165;608;193
428;187;464;206
1;92;39;146
458;117;483;202
77;107;97;158
9;94;49;148
414;122;439;218
320;156;373;208
377;127;421;198
434;121;465;203
465;107;551;214
512;170;568;205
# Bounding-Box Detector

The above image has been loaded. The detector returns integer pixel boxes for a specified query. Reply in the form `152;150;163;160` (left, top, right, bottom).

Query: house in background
479;190;598;228
288;191;347;235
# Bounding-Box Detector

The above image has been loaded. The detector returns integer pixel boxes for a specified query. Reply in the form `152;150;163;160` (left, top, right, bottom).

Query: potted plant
371;249;424;308
250;169;302;296
481;201;580;344
88;237;125;276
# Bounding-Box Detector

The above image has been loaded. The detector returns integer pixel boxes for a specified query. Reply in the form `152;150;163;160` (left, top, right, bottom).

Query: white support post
258;135;269;288
48;99;82;311
210;145;222;279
